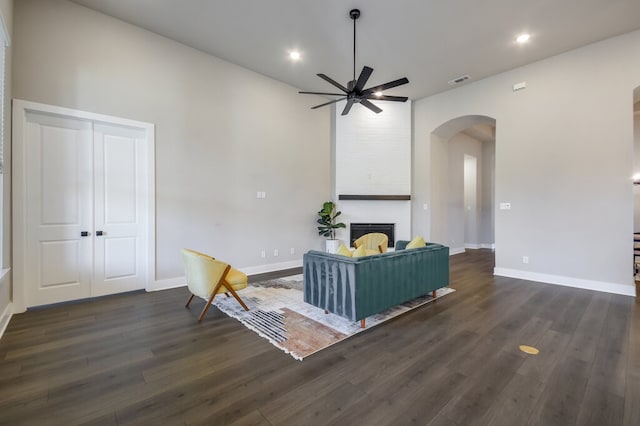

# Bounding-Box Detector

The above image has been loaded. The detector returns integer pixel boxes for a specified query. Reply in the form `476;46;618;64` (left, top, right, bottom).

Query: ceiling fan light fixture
298;8;409;115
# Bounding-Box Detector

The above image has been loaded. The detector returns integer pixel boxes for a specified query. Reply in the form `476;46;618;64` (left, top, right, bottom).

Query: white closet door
92;123;148;296
25;112;93;306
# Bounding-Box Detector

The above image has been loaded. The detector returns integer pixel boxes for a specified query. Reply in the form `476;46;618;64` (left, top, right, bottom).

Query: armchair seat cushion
224;267;248;289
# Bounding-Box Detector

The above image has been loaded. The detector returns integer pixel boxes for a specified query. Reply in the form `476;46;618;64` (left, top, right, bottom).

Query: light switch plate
513;82;527;91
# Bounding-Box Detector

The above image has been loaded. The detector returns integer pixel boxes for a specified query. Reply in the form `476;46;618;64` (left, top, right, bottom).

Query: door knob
96;231;104;236
81;231;89;237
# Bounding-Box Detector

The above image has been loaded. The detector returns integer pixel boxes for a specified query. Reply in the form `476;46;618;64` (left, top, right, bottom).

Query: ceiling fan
299;9;409;116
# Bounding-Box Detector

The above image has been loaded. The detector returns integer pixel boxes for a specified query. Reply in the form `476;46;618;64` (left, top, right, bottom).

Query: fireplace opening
350;223;395;248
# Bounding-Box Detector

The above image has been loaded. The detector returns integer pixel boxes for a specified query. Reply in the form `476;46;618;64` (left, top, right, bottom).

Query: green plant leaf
316;201;346;239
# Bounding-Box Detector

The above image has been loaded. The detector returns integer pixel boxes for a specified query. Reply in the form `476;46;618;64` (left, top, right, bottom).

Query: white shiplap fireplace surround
333;100;412;248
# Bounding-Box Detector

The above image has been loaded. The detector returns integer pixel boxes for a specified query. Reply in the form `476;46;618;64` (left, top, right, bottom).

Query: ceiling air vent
448;75;471;86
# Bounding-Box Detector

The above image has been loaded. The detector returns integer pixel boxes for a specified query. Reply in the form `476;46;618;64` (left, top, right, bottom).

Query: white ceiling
70;0;640;101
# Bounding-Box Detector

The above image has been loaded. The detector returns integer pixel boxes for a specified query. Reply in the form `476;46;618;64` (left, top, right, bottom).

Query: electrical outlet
273;249;279;257
260;250;266;258
522;256;529;264
513;81;527;91
290;247;295;255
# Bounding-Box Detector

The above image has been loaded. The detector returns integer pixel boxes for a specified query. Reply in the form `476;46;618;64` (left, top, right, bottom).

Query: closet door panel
93;123;148;296
25;113;93;306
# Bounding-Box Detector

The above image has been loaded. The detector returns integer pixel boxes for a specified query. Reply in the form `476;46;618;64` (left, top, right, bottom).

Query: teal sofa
303;242;449;326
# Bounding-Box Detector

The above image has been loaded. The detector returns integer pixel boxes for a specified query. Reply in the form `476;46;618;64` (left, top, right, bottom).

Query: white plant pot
325;239;342;254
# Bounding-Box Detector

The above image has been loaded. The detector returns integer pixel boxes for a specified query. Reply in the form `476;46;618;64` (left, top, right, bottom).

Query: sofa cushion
395;240;410;250
336;243;353;257
352;245;367;258
406;236;426;249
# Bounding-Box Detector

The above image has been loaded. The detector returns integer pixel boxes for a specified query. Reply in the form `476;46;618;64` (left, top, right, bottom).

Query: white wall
445;132;494;253
0;0;11;335
448;133;482;252
12;0;331;283
414;30;640;296
480;140;496;245
463;155;478;247
334;100;412;245
634;112;640;230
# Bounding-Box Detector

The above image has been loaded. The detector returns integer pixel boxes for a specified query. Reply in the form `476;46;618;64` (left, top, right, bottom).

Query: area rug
212;275;455;360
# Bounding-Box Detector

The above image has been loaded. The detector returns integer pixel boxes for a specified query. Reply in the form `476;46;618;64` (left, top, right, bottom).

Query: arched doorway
430;115;496;254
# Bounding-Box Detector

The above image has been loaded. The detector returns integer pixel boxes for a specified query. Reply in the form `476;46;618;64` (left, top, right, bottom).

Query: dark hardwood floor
1;250;638;425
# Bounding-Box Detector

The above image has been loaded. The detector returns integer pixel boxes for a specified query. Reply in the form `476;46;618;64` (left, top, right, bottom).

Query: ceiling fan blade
364;94;408;102
311;97;347;109
360;99;383;114
362;77;409;95
354;66;373;92
317;74;349;93
299;91;347;96
342;99;357;116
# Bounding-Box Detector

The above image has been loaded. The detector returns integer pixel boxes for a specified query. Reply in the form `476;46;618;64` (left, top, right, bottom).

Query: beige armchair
353;232;389;255
181;248;249;321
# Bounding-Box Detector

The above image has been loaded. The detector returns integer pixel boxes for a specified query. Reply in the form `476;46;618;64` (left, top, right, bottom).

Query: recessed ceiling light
516;33;531;44
374;91;383;97
289;51;301;61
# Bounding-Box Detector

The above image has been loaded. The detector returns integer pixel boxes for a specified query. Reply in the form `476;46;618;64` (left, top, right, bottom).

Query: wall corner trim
493;267;636;297
0;302;12;340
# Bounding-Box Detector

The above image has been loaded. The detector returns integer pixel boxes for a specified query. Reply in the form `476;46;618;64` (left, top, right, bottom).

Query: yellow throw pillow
351;245;367;258
336;243;353;257
406;236;426;249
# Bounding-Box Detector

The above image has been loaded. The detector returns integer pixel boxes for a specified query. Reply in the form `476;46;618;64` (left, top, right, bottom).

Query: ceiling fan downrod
350;9;360;84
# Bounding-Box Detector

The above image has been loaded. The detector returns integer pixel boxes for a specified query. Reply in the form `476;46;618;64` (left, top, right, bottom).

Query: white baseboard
493;267;636;297
148;277;186;292
0;302;13;340
450;247;466;255
148;260;304;292
464;243;495;250
240;260;303;276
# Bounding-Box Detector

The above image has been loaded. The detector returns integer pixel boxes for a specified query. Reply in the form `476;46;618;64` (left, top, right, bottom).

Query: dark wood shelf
338;194;411;201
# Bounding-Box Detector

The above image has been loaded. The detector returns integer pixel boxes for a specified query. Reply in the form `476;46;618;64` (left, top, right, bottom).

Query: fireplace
350;223;395;248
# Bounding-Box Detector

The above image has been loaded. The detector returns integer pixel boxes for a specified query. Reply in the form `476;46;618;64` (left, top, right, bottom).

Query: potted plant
317;201;346;253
